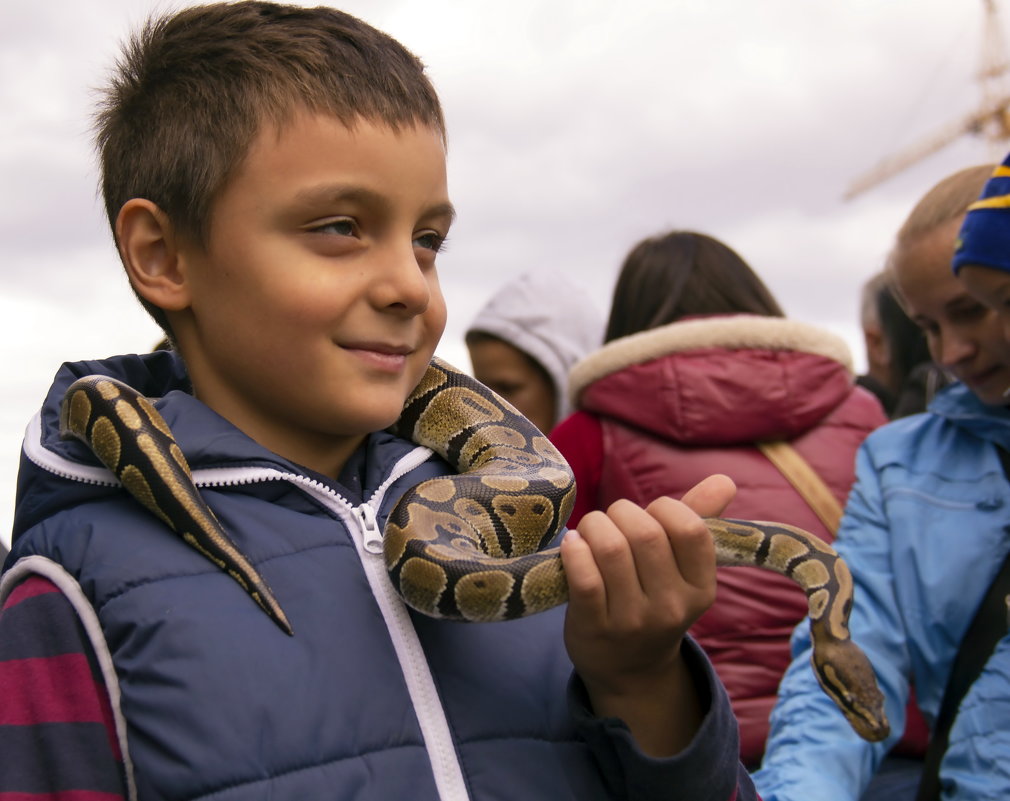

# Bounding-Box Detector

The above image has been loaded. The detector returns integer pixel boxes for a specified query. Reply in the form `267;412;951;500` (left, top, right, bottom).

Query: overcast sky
2;0;1007;547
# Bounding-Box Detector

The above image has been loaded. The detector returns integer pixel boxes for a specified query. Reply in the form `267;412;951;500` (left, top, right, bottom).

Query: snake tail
59;375;293;636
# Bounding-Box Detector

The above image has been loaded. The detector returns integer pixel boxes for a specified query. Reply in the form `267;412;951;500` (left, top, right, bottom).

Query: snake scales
59;357;888;742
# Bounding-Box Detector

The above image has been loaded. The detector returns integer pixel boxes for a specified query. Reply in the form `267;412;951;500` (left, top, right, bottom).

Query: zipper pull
355;503;383;554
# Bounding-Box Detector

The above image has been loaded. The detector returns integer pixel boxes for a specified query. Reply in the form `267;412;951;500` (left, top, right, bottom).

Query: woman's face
958;263;1010;344
891;217;1010;405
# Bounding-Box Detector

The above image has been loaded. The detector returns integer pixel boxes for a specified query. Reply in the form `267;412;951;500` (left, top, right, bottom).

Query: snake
59;357;889;743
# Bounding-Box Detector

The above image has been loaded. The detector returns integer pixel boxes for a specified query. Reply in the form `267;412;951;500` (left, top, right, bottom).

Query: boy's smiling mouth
341;341;413;372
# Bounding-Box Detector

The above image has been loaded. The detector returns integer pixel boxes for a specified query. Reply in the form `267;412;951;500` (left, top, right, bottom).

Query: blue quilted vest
9;352;610;801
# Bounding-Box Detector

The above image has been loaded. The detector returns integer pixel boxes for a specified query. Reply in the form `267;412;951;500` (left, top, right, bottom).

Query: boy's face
173;111;452;476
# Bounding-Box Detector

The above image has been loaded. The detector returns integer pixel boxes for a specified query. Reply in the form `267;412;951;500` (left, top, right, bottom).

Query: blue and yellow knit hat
952;154;1010;274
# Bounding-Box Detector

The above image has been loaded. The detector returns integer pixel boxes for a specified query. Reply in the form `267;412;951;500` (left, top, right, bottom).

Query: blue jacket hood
926;380;1010;451
13;349;420;542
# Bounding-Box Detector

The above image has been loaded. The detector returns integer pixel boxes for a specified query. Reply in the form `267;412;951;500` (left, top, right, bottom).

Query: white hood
466;271;604;425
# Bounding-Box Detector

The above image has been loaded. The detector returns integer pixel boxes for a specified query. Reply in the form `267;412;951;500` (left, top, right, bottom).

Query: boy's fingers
645;496;717;591
560;526;608;619
573;507;642;581
678;473;736;518
601;499;678;599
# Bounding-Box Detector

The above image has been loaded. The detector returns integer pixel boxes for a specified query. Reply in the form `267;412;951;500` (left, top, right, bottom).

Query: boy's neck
175;343;369;480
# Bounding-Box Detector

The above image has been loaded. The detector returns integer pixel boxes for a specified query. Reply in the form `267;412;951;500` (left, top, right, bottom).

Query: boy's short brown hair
93;1;446;333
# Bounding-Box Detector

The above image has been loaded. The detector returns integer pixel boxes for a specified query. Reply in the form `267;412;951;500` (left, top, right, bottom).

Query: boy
0;4;755;798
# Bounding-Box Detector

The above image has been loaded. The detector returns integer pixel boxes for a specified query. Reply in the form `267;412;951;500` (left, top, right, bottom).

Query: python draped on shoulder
59;357;889;743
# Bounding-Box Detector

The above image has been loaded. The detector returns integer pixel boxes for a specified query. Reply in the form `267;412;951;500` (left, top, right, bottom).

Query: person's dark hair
875;274;952;417
876;279;931;391
604;230;784;342
94;1;446;334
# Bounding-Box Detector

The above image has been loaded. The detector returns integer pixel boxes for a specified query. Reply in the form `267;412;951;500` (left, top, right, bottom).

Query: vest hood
12;350;418;542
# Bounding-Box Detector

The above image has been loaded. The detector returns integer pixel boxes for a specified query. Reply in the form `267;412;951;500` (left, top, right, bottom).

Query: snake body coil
59;358;888;742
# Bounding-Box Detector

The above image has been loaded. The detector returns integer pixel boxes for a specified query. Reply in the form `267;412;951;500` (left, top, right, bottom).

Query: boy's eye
309;218;357;237
414;230;448;253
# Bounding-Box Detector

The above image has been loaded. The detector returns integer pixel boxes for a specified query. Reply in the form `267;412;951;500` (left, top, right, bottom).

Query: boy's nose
373;245;431;314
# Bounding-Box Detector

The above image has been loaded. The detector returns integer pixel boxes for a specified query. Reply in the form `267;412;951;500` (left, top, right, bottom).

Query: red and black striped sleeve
0;575;127;800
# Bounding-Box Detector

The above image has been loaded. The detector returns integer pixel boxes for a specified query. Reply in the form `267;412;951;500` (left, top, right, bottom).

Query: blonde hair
893;164;995;249
884;165;995;312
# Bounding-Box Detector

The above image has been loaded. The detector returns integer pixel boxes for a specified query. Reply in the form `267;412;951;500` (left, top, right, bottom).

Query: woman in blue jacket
755;163;1010;801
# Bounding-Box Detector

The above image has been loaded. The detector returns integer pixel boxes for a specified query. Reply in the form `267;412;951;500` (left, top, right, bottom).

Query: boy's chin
343;405;410;437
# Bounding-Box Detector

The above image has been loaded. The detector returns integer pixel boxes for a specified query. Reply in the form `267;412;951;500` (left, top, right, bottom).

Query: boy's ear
116;198;192;312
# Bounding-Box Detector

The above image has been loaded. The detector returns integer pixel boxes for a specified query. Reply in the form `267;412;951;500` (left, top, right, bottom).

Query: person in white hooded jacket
465;271;604;433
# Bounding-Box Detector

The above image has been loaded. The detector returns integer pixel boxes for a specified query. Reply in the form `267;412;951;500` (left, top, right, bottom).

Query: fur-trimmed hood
569;315;859;445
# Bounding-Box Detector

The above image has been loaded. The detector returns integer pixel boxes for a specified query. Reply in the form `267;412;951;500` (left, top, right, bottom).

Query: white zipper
262;446;471;801
355;502;383;554
334;447;471;801
22;412;119;487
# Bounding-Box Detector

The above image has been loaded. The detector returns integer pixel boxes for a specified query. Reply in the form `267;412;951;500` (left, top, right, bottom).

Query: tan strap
756;440;843;534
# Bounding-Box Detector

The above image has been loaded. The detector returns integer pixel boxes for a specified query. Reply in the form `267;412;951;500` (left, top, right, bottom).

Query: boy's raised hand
559;474;736;757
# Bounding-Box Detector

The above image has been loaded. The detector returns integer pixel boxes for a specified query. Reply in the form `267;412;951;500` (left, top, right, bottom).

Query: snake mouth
815;658;889;742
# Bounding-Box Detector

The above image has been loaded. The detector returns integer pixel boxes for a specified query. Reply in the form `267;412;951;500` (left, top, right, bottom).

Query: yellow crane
844;0;1010;200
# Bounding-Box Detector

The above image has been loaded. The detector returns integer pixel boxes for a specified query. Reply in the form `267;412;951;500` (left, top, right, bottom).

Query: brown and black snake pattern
59;357;889;742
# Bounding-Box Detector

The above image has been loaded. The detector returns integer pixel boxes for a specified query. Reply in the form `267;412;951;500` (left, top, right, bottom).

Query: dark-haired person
551;229;888;768
857;270;951;419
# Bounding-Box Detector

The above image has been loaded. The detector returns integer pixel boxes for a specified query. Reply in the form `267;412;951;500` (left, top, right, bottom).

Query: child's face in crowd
174;111;453;476
958;263;1010;344
892;216;1010;406
467;338;557;434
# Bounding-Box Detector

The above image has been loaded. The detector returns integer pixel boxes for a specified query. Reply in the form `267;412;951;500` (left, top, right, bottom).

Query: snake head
811;636;890;742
